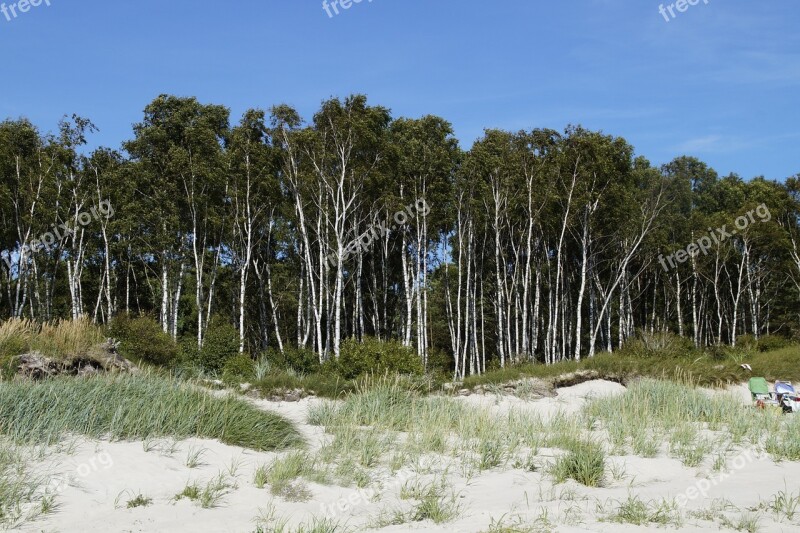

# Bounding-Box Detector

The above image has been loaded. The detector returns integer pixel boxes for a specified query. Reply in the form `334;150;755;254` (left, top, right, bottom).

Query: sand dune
17;380;800;533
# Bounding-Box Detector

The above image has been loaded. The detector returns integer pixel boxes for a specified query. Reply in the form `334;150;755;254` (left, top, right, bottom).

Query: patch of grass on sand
386;477;462;525
548;439;606;487
175;473;236;508
0;441;52;528
259;451;326;500
125;494;152;508
604;495;683;527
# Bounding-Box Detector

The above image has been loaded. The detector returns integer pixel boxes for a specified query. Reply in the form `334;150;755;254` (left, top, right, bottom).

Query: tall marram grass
0;319;35;365
0;372;303;450
0;318;106;363
35;319;107;360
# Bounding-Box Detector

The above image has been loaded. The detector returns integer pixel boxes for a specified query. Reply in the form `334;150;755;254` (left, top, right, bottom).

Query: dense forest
1;94;798;377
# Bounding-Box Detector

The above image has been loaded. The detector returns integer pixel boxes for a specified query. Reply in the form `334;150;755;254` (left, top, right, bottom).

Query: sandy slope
17;381;800;533
457;379;627;420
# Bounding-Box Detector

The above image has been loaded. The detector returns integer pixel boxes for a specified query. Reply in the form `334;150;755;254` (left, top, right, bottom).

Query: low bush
263;345;320;375
177;336;200;363
737;334;759;352
425;347;453;376
329;337;423;380
222;354;256;383
706;343;753;362
618;330;697;359
197;317;239;372
107;315;179;367
756;334;793;353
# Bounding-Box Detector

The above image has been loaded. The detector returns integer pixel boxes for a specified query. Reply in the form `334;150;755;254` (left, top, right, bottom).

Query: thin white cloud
675;135;725;152
674;131;800;155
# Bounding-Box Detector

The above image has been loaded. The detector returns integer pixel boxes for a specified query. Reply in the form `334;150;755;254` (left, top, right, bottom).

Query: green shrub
108;315;179;367
757;335;793;353
264;345;320;375
426;347;453;376
737;334;758;352
706;344;753;362
177;336;200;362
619;330;695;359
222;354;255;383
198;317;239;372
329;337;423;380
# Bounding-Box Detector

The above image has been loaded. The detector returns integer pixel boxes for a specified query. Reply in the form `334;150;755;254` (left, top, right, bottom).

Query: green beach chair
749;377;778;408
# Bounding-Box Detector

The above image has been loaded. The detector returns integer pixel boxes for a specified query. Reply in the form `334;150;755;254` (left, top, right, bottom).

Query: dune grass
585;378;799;465
603;495;683;527
309;374;800;498
0;372;302;450
765;415;800;461
548;439;606;487
309;378;585;484
0;318;107;364
175;473;236;508
401;477;462;524
255;451;328;500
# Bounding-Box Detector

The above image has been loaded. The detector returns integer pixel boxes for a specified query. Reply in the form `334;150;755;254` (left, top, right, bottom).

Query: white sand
457;379;627;421
18;381;800;532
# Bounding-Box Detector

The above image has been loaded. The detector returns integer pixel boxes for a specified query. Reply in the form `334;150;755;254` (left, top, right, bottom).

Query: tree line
1;94;798;376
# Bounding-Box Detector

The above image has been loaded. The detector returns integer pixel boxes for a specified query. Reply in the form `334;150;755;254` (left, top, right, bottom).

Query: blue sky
1;0;798;180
